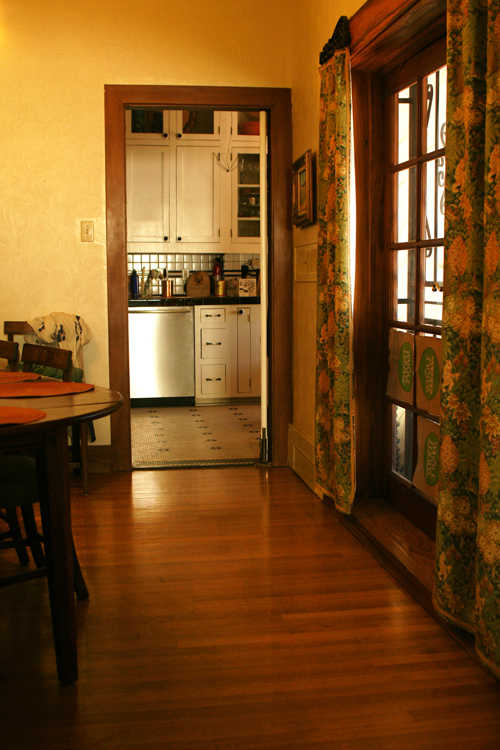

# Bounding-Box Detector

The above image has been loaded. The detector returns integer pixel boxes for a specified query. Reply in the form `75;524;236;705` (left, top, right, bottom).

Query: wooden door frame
104;85;292;471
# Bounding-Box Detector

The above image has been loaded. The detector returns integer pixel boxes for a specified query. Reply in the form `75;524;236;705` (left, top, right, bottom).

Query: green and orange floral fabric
434;0;500;680
315;49;355;513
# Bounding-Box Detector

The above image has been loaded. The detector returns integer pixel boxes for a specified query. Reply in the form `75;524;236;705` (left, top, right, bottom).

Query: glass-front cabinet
126;109;221;141
232;148;260;243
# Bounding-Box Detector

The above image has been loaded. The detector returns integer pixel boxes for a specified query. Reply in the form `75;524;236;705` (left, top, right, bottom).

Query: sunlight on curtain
315;47;355;513
434;0;500;680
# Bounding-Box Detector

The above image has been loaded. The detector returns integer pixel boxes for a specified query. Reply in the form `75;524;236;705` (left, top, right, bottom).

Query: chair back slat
0;339;20;371
21;343;73;382
4;321;35;341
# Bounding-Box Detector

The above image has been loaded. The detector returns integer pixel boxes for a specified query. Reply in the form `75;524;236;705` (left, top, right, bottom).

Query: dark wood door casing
104;86;293;471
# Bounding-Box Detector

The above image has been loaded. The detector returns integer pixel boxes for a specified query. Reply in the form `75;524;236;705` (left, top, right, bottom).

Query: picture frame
292;149;314;227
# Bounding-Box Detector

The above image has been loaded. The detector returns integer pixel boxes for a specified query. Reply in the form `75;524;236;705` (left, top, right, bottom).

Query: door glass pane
424;66;447;154
423;158;445;240
131;109;163;134
392;405;414;481
395;248;416;323
182;110;215;135
396;167;417;242
396;83;417;164
424;247;444;325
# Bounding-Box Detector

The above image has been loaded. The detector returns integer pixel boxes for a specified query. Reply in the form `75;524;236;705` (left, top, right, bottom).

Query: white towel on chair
25;313;92;372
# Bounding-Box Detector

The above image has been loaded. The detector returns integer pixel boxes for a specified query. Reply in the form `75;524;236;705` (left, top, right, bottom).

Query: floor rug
131;404;261;468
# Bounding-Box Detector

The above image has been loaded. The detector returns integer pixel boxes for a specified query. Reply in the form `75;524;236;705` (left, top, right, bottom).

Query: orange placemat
0;382;95;398
0;406;47;425
0;371;41;384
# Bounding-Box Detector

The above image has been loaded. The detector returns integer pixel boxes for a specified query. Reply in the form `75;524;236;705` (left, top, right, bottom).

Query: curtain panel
434;0;500;679
315;49;356;513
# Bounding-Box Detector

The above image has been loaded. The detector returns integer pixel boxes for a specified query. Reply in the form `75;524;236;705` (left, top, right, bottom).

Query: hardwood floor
1;466;499;749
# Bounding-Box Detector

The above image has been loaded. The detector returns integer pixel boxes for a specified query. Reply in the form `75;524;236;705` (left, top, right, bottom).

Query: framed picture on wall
292;149;314;227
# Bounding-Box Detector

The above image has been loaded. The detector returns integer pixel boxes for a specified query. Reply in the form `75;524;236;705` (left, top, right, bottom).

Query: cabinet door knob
238;309;244;315
164;236;169;241
162;133;169;139
177;237;182;241
177;133;183;139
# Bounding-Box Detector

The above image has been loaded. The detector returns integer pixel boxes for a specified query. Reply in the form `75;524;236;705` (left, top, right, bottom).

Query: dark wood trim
104;86;292;471
351;70;387;499
349;0;446;74
350;3;446;529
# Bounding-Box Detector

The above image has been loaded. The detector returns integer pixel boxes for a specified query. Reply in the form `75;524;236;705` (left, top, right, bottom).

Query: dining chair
0;339;26;562
0;341;88;597
4;323;91;495
0;454;89;599
0;338;20;371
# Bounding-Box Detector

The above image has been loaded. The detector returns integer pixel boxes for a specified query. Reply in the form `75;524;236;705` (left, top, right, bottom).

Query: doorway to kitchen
104;85;292;473
125;106;265;468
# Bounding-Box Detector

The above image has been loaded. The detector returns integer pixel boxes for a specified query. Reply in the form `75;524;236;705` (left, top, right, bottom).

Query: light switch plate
294;242;317;282
81;221;94;242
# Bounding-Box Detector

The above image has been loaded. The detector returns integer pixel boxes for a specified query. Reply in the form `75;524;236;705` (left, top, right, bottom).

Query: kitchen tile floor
131;403;261;468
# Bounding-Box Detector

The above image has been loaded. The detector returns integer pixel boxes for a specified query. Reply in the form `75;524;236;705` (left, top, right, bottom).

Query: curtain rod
319;16;351;65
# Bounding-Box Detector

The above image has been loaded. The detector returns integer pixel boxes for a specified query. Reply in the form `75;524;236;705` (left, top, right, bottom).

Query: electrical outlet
81;221;94;242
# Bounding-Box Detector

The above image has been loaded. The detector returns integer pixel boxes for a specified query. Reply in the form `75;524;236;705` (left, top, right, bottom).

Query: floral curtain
315;47;355;513
434;0;500;679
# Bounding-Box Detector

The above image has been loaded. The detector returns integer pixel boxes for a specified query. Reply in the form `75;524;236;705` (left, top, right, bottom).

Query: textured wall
0;0;291;442
290;0;363;447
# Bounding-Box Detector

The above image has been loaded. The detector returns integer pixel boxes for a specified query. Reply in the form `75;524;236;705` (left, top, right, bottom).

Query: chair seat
0;454;40;507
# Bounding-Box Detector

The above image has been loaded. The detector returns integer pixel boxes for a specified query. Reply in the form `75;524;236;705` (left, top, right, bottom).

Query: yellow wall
0;0;364;451
0;0;291;442
290;0;363;450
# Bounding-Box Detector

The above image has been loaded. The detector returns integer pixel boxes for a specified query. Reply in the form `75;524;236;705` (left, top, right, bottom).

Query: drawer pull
205;378;222;382
205;342;221;346
205;313;221;318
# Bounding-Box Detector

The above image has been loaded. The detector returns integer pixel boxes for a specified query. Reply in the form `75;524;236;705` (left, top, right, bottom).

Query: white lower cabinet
195;304;261;402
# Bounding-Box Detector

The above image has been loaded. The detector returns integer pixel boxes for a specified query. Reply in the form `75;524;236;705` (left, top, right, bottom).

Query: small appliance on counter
186;271;211;297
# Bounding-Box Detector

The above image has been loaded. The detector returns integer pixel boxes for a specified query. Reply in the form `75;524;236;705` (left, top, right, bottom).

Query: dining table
0;371;123;684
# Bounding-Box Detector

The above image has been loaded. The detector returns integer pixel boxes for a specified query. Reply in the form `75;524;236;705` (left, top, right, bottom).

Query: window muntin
388;63;446;503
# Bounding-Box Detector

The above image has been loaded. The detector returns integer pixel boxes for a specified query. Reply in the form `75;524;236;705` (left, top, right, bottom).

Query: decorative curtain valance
434;0;500;680
315;19;355;513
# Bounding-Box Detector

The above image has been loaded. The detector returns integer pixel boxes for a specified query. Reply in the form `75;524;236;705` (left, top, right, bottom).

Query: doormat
131;404;261;468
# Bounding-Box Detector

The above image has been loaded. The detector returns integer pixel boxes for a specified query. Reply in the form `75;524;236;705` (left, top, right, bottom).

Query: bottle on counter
130;269;139;299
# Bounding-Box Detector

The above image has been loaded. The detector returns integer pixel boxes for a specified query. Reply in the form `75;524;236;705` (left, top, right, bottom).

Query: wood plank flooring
1;467;499;749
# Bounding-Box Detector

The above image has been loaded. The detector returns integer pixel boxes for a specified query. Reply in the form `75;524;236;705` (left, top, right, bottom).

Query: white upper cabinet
176;146;220;243
126;110;260;252
126;145;170;243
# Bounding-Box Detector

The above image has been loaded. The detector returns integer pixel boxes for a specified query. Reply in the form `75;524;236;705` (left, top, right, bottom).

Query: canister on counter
213;279;226;297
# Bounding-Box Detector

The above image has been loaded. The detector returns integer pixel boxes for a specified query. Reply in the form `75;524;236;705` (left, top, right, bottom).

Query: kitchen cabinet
126;109;221;142
195;304;261;402
126;145;170;243
176;146;220;243
126;111;259;254
231;148;260;244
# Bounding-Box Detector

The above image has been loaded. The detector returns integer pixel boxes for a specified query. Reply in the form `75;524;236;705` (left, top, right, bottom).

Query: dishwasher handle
128;307;193;314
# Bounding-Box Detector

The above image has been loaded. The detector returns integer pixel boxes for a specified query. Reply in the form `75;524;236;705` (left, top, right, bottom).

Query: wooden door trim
104;85;292;471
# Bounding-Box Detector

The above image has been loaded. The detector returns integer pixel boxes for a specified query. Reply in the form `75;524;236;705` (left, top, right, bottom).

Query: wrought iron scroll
319;16;351;65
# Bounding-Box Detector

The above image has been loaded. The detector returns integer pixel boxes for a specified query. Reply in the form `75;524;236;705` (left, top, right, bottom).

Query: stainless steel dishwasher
128;306;194;403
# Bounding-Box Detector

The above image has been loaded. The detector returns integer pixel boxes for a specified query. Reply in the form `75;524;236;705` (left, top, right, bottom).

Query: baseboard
87;444;115;473
287;424;315;491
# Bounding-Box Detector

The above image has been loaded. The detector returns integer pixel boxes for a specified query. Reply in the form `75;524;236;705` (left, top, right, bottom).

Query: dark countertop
128;296;260;308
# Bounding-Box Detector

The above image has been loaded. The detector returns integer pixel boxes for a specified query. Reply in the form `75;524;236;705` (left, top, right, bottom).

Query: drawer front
200;364;226;394
199;307;226;324
201;328;227;359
